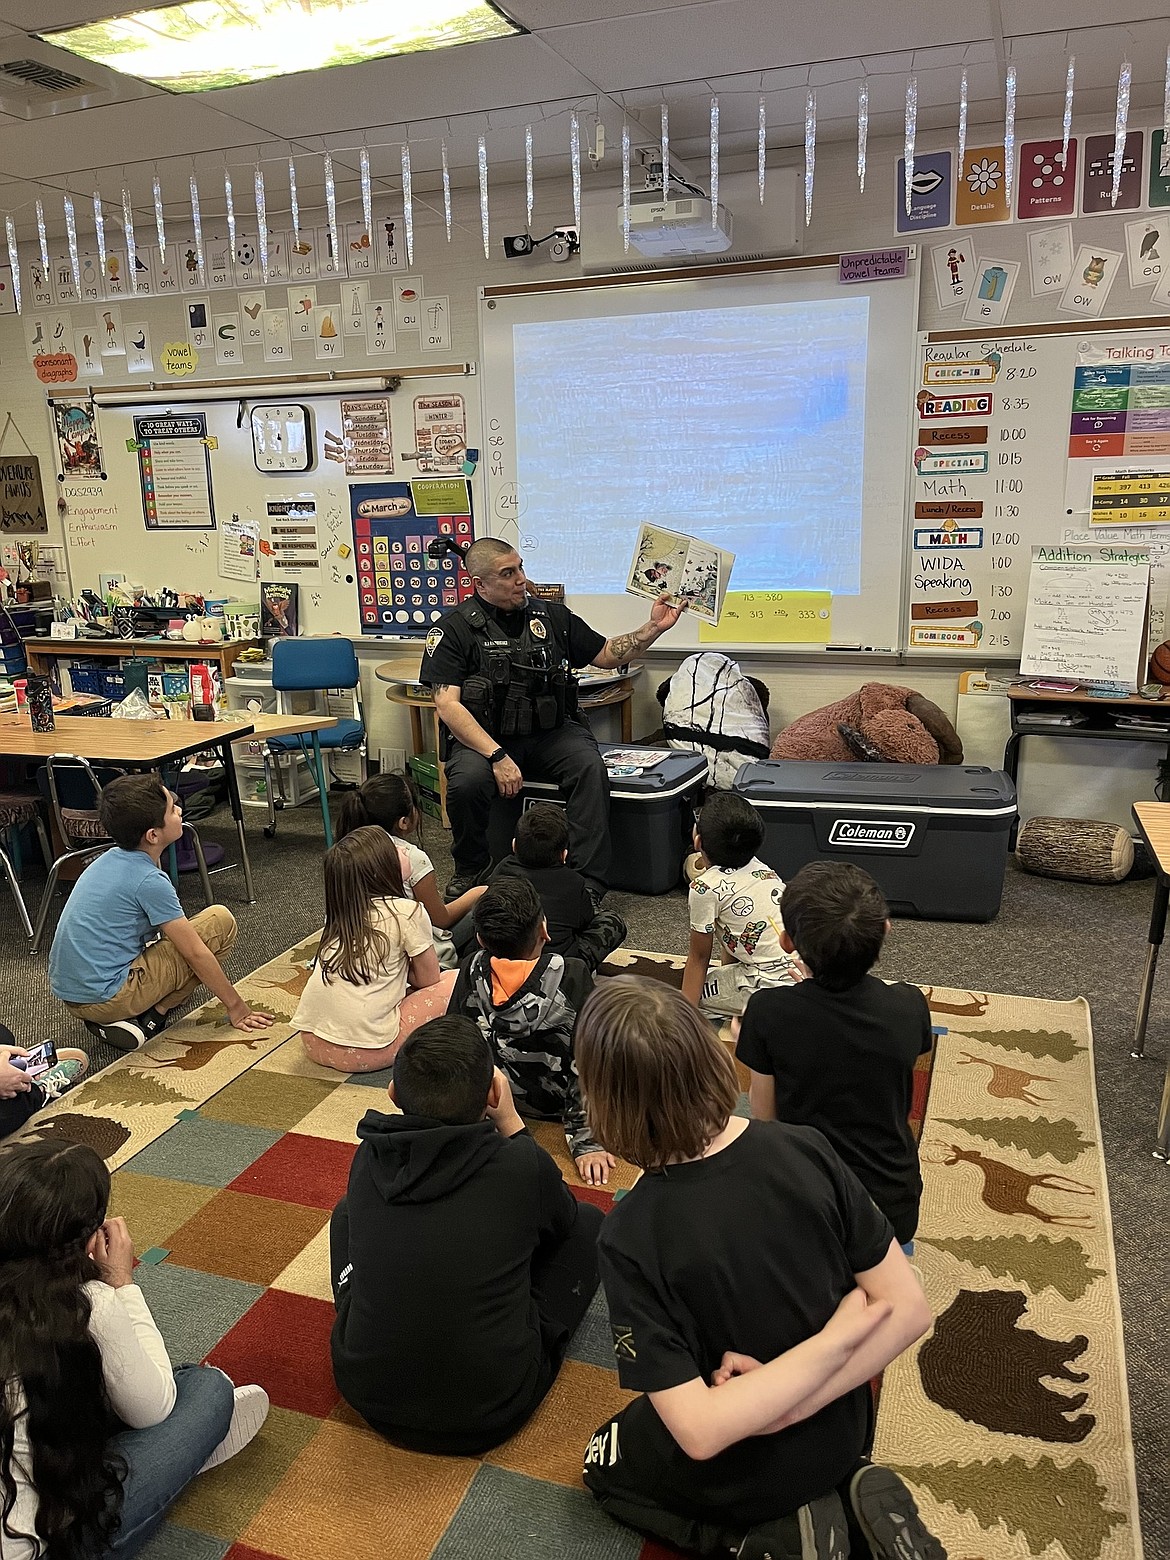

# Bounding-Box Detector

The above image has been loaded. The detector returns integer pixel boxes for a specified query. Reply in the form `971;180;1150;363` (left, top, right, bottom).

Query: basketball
1151;642;1170;684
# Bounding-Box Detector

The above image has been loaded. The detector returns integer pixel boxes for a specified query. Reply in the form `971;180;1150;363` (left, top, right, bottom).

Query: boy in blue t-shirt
49;774;273;1052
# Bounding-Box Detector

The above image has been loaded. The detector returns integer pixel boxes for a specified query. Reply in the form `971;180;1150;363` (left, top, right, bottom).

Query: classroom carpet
874;990;1143;1560
13;952;1137;1560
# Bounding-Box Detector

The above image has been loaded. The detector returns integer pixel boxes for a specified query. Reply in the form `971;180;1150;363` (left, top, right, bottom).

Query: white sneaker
199;1384;270;1474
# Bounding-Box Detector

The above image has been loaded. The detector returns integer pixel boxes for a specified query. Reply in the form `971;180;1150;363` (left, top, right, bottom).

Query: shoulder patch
425;627;444;653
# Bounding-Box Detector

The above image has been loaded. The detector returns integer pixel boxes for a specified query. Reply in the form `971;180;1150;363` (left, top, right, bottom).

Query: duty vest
455;597;578;741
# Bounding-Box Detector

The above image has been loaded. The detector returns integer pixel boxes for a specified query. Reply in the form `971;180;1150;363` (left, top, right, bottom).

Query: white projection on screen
511;294;869;595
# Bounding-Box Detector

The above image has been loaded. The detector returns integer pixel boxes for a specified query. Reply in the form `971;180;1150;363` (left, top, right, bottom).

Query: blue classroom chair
263;637;366;847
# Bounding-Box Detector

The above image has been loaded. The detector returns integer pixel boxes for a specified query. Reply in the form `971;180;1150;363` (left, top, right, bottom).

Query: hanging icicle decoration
288;156;301;252
359;145;372;242
63;193;81;294
478;135;490;259
1112;60;1132;208
441;141;452;242
120;186;137;286
525;124;534;229
958;68;969;181
1004;64;1017;213
323;151;339;269
224;164;236;258
710;96;720;225
34;199;49;275
857;80;869;193
661;103;669;199
1163;46;1170;175
188;172;204;276
621;120;631;252
570;111;582;234
93;191;108;286
1062;56;1075;167
152;172;166;264
904;74;918;217
401;143;414;265
804;88;816;226
254;162;269;281
758;94;766;203
5;216;20;313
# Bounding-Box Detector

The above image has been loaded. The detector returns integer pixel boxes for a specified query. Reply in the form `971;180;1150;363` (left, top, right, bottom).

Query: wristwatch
486;746;508;765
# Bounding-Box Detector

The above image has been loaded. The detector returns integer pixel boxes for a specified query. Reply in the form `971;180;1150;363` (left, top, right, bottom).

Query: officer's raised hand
650;591;688;633
491;752;523;798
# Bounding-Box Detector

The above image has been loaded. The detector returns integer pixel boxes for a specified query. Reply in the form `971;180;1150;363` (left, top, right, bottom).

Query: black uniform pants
444;720;612;890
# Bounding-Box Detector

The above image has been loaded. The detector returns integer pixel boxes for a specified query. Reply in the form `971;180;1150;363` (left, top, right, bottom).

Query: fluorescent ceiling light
42;0;521;94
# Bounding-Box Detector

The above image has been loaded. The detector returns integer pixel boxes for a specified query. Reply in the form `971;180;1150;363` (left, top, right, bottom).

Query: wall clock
250;403;313;472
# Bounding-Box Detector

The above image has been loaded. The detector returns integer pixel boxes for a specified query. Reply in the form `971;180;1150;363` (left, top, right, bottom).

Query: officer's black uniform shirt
419;596;606;690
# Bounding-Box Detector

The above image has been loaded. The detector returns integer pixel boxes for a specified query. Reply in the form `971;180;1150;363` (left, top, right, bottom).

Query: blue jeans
100;1364;234;1558
900;1241;915;1258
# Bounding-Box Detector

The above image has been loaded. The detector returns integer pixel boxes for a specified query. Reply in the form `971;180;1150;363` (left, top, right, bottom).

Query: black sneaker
83;1018;147;1053
736;1491;851;1559
848;1466;947;1560
445;865;489;901
135;1005;172;1038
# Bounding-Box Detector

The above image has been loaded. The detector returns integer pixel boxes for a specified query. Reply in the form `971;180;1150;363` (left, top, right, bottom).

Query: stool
1016;816;1134;884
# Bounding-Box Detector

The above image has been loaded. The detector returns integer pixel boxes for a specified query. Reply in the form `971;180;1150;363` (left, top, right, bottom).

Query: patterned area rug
15;959;1136;1560
875;989;1143;1560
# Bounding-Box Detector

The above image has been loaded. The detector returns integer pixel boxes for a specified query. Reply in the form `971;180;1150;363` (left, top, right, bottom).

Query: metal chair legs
0;844;33;940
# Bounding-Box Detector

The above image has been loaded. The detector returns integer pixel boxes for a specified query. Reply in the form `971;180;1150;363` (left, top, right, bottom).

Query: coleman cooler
732;761;1017;921
487;745;708;893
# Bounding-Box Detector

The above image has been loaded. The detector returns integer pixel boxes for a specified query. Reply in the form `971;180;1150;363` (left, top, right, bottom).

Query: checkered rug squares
207;1288;341;1419
430;1466;644;1560
251;1035;340;1082
138;1523;230;1559
198;1071;342;1133
285;1081;392;1144
132;1262;265;1366
528;1118;641;1192
223;1546;285;1560
340;1062;397;1089
241;1420;479;1560
164;1189;330;1286
108;1171;220;1254
128;1117;285;1189
171;1406;324;1544
269;1222;334;1303
229;1132;355;1210
485;1360;634;1489
566;1285;619;1374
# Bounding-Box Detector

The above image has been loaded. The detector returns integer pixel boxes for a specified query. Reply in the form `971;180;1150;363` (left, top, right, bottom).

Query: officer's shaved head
464;537;517;582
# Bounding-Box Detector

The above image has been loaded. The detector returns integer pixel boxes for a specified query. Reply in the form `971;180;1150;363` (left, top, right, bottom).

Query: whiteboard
478;259;920;653
56;371;478;638
908;325;1170;659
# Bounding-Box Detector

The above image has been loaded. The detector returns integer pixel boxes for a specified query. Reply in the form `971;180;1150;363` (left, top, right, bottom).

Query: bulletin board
52;369;478;638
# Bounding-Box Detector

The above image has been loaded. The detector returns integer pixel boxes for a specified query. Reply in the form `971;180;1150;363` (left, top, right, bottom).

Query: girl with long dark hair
0;1139;268;1559
292;825;457;1073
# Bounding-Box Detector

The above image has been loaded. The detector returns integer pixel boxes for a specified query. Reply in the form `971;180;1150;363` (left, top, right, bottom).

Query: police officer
420;538;684;900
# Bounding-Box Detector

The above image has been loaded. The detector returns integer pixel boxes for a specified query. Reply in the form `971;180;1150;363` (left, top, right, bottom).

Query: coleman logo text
827;819;917;849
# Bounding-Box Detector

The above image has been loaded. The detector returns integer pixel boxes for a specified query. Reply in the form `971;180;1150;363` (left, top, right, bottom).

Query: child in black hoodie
330;1014;604;1456
449;876;616;1186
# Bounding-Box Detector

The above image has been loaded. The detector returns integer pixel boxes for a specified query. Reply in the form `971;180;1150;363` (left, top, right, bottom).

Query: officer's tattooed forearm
601;629;650;664
431;684;452;696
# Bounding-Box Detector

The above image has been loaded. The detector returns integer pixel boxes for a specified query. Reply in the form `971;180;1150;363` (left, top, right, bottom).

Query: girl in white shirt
336;774;487;969
0;1139;268;1560
293;825;458;1073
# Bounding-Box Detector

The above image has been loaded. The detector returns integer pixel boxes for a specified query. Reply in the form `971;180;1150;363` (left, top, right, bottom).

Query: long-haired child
337;772;485;968
293;826;457;1073
575;977;941;1560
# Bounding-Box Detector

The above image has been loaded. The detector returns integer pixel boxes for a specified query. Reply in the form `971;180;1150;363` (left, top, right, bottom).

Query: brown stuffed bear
770;682;964;765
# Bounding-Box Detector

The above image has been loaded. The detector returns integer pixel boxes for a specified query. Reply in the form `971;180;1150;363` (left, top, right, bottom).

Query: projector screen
479;260;918;651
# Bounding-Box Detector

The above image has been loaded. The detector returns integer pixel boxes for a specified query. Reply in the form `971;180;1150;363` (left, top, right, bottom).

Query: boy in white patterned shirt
680;791;800;1015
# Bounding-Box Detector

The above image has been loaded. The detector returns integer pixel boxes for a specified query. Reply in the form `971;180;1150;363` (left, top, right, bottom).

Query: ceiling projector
622;195;734;257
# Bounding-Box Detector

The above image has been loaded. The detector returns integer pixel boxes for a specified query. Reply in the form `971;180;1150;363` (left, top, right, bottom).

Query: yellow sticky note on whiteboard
700;591;832;645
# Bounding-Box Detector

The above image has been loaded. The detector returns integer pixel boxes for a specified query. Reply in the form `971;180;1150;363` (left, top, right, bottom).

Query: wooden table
1129;802;1170;1160
26;636;258;685
225;711;339;847
0;713;259;903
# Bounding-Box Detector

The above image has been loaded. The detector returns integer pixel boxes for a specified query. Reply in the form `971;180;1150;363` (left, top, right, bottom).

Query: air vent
0;57;89;94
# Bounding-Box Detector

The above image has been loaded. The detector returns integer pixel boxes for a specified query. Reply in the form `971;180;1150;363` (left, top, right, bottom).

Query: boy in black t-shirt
491;803;628;970
330;1014;603;1455
736;862;933;1252
575;978;940;1560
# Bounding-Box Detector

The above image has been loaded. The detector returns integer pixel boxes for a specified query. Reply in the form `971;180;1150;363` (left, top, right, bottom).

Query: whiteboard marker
826;642;863;651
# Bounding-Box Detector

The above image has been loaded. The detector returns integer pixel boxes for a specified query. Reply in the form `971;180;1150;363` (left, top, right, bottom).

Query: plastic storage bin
732;761;1018;922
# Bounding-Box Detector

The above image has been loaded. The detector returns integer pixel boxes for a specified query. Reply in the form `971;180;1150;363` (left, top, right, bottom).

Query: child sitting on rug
680;791;801;1015
575;977;939;1560
336;772;486;969
329;1013;603;1456
735;862;934;1255
49;775;271;1053
490;803;628;971
0;1021;89;1141
293;826;456;1073
448;876;613;1186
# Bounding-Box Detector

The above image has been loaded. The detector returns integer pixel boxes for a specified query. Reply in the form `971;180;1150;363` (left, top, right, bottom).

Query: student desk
226;711;339;847
0;713;260;903
1129;802;1170;1160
